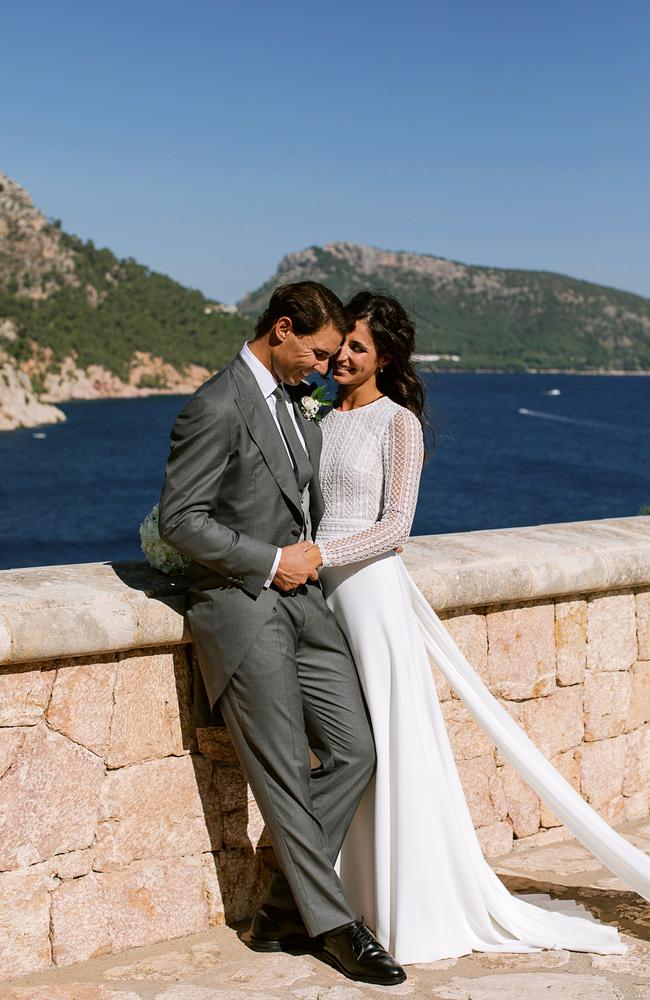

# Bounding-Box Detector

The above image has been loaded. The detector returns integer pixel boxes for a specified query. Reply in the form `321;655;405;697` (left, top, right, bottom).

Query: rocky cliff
0;172;251;430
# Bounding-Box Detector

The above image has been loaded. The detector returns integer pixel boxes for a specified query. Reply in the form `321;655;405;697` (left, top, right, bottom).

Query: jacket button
291;527;301;537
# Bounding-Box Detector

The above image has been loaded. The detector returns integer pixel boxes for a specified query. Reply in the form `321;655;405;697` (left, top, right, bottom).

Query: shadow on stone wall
180;649;280;926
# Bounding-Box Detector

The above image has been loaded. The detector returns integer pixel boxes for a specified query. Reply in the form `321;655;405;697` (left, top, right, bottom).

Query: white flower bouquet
139;503;191;575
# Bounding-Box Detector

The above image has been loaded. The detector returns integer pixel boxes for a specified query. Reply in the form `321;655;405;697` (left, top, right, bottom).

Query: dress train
322;551;650;964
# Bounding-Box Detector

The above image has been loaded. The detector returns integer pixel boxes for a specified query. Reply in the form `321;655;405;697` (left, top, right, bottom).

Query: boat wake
517;408;614;430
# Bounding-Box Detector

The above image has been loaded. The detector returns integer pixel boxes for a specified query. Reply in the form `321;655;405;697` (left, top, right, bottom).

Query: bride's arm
318;407;424;567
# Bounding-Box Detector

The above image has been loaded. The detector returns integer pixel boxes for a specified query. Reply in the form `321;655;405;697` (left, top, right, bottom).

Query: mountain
238;243;650;371
0;172;253;428
3;173;650;430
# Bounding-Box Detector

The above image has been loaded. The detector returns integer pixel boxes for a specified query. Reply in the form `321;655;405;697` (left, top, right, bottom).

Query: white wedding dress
316;395;650;964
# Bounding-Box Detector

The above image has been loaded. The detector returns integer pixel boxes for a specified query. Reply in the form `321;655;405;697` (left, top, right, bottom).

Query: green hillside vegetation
1;227;253;380
3;169;650;379
239;244;650;371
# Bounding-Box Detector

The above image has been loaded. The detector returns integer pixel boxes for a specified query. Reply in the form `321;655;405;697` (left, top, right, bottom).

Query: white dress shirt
239;342;310;586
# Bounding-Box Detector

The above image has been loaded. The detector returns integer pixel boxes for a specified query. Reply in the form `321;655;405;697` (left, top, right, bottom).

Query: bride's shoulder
382;398;421;432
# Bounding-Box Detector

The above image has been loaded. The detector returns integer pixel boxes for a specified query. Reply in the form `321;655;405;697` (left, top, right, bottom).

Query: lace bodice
316;396;424;567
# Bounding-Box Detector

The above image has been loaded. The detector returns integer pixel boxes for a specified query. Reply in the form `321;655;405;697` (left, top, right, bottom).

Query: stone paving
4;819;650;1000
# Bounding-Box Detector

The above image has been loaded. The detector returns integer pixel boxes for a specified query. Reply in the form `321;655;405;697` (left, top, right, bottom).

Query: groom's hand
273;542;320;591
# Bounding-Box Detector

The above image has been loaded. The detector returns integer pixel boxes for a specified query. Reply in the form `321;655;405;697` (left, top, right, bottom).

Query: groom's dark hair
254;281;352;339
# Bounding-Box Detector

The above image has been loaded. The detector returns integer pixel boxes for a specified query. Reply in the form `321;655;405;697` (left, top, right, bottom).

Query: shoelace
349;921;379;959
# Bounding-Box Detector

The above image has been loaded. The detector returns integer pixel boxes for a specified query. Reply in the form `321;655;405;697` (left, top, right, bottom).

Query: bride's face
333;320;387;387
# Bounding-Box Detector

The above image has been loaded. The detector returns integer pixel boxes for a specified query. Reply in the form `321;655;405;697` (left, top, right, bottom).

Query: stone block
621;789;649;822
494;700;524;767
0;724;104;870
0;727;27;777
0;662;55;726
598;794;627;826
539;749;580;828
103;940;222;982
51;857;209;966
637;590;650;660
457;753;505;827
192;755;223;851
478;950;570;969
246;789;271;849
583;671;631;741
107;648;188;767
201;852;225;926
222;810;252;849
434;972;621;999
215;763;249;813
46;656;117;755
520;686;583;757
592;936;650;976
49;847;95;880
554;599;587;685
0;866;55;977
625;661;650;732
598;790;649;826
486;604;556;700
586;593;637;671
441;611;488;682
498;765;540;838
51;869;111;965
95;755;213;871
196;727;239;764
475;821;513;858
442;702;495;762
623;724;650;795
430;660;452;702
576;735;627;809
2;986;141;1000
213;847;276;923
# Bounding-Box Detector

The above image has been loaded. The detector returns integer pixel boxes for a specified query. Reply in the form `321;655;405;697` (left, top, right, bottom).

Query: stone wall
1;516;649;978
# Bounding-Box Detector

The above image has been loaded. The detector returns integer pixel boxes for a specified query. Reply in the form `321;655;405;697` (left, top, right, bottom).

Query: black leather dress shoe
319;919;406;985
247;905;313;953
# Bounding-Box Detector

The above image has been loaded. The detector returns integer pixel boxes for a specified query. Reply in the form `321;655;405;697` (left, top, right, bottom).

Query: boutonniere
300;384;332;422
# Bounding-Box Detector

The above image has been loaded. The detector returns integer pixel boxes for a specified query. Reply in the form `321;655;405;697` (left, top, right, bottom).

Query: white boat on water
543;388;561;396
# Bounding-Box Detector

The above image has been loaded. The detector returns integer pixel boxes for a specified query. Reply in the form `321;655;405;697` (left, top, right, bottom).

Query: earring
379;366;384;373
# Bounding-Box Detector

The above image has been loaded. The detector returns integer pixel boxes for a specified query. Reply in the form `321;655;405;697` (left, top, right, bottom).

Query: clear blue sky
3;0;649;303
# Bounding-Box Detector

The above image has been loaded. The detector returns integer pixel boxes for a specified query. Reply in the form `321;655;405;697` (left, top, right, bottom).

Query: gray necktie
272;386;313;491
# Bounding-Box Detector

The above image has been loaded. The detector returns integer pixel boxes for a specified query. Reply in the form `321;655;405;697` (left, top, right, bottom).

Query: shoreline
418;367;650;376
3;367;650;434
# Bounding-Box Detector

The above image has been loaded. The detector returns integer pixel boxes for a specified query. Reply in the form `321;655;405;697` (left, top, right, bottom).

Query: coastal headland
2;172;650;430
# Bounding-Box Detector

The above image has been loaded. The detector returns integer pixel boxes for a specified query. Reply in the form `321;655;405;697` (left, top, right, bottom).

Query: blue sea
1;373;649;571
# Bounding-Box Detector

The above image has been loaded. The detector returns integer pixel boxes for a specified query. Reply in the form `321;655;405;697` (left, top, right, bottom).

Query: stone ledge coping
404;515;650;612
0;516;648;667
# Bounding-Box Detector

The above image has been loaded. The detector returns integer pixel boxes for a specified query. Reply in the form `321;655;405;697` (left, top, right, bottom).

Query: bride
309;290;650;964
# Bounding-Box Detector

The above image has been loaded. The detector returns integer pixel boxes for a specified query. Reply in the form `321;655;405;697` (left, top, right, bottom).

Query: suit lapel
230;356;303;515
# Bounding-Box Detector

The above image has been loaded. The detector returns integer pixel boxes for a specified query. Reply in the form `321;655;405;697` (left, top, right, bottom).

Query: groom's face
273;321;343;385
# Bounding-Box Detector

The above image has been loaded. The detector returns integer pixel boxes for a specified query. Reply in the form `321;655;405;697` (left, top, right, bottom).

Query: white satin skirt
321;551;650;964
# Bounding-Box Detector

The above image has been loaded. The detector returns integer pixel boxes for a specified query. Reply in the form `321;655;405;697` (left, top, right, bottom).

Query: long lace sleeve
319;407;424;567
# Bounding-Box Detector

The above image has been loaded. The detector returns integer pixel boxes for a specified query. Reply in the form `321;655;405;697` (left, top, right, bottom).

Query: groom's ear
273;316;294;343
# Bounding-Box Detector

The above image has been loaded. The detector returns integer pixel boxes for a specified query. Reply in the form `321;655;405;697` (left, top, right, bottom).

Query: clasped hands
272;540;406;592
272;541;323;592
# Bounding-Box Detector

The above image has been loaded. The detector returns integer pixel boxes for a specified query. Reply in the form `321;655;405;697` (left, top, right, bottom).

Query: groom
158;281;406;986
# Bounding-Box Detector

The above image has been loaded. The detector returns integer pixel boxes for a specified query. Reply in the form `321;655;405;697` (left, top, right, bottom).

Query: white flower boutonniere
300;384;332;422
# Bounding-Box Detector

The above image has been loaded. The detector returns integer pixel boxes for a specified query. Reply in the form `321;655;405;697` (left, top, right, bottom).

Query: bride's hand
303;544;323;569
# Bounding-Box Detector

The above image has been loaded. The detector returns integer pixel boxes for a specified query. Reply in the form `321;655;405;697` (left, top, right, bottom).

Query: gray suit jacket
158;353;325;708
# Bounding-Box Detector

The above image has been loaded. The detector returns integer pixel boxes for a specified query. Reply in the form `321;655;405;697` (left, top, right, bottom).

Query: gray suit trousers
219;582;376;937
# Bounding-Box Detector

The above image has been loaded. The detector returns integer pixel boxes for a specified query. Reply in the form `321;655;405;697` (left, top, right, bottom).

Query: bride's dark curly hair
345;291;434;451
